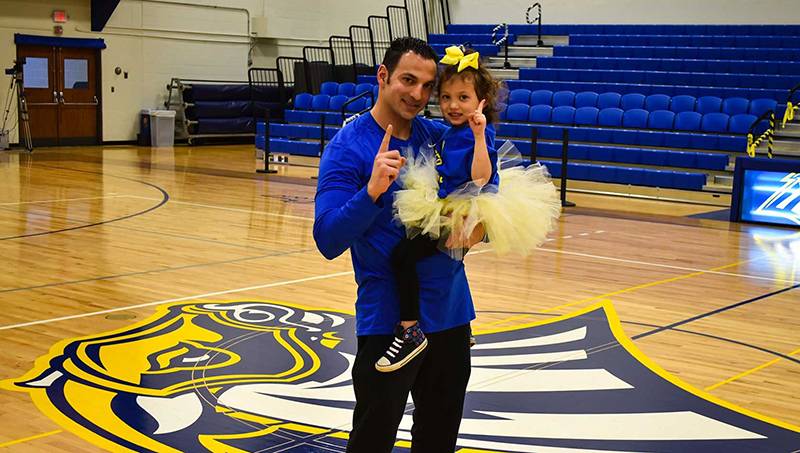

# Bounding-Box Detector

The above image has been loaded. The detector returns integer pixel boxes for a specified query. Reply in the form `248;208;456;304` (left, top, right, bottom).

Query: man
313;37;484;452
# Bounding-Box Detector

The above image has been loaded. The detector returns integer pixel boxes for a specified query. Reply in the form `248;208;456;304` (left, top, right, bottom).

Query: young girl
375;46;561;372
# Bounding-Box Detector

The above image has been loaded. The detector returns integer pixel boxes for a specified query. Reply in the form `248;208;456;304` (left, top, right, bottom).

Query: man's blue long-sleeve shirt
313;112;476;336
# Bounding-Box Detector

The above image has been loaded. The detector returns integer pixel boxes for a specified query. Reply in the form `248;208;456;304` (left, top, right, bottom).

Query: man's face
377;52;437;121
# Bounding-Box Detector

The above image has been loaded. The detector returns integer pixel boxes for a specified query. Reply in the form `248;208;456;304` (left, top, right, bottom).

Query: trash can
149;110;176;147
138;109;152;146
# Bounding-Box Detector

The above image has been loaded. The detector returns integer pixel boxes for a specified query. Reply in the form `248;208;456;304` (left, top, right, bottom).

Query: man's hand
445;222;486;250
467;99;487;137
367;124;406;202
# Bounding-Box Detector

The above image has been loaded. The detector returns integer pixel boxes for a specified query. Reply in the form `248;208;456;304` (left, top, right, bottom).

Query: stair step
714;174;733;185
515;35;569;46
487;68;520;80
506;46;555;57
702;183;733;193
776;122;800;139
485;56;537;69
768;139;800;157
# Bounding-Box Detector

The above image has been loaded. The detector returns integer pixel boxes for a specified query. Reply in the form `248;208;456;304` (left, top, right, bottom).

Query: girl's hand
468;99;487;137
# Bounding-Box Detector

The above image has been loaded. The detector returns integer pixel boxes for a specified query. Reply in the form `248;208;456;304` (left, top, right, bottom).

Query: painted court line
0;430;62;448
0;194;128;206
0;271;354;331
705;345;800;391
536;248;796;284
126;196;315;222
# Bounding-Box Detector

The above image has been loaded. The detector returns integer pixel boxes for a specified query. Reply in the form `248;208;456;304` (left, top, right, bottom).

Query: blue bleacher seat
644;169;673;188
598;107;624;127
311;94;331;111
722;97;750;116
648;110;676;130
320;82;338;96
529;105;553;122
553;91;576;107
674;111;702;132
509;89;532;105
597;92;622;109
294;93;313;110
507;103;530;121
372;85;379;99
667;151;696;168
575;107;600;125
567;162;590;180
346;97;367;112
728;114;758;134
617;167;646;185
329;95;348;112
531;89;554;106
701;112;730;133
589;165;617;183
673;172;706;191
621;93;646;111
748;98;778;116
338;82;356;96
670;95;696;113
696;96;723;114
641;150;669;166
645;94;671;111
622;109;648;128
575;91;599;108
552;106;576;124
355;83;373;96
498;103;508;121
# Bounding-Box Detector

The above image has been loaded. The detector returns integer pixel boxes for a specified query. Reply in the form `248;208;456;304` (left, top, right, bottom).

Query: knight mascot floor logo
3;300;799;452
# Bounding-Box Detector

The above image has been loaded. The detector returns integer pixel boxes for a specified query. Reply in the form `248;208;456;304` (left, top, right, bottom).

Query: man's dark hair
381;37;438;76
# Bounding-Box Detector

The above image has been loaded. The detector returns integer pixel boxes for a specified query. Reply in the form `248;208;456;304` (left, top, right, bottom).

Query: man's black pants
346;324;471;453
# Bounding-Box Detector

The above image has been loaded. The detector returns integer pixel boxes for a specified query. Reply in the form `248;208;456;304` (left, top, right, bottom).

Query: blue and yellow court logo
2;300;799;452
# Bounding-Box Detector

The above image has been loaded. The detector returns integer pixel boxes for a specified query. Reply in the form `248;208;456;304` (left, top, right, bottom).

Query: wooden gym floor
0;144;798;452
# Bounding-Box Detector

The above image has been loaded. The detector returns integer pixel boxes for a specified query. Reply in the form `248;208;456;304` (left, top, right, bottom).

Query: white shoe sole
374;338;428;373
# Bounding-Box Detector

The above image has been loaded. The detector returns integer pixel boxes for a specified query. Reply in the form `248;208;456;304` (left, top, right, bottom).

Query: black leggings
346;324;472;452
390;236;440;322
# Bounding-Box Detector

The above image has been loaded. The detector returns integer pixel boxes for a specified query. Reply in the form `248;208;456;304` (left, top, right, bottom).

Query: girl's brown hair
437;48;506;124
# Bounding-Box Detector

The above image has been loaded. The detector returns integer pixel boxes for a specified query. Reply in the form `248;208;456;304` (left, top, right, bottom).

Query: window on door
64;58;88;89
23;57;49;89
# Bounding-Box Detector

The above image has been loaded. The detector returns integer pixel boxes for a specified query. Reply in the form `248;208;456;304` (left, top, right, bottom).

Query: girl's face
438;75;480;126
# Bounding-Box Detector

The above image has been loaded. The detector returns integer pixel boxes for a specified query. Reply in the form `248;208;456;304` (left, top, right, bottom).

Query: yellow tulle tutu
393;142;561;257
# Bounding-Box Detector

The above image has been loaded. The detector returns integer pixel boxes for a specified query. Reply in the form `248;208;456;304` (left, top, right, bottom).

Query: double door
18;45;101;146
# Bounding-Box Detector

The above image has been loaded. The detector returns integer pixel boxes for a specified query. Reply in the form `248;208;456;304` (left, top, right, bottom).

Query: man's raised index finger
379;124;393;153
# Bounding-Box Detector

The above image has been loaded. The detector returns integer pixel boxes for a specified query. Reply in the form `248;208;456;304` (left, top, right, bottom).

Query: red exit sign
53;10;68;23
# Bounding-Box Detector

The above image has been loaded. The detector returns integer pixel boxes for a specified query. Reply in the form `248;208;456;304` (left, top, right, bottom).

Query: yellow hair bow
439;46;480;72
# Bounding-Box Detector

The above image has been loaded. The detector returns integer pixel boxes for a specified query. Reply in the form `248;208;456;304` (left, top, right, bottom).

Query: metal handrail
746;109;776;158
525;3;543;47
492;23;511;69
781;82;800;128
340;90;374;124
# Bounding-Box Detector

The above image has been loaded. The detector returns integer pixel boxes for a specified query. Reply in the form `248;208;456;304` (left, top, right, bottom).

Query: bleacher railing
782;82;800;128
341;90;375;125
525;2;544;47
387;5;411;40
330;35;357;83
302;46;335;94
255;0;451;168
350;25;377;69
276;56;304;90
747;109;775;158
